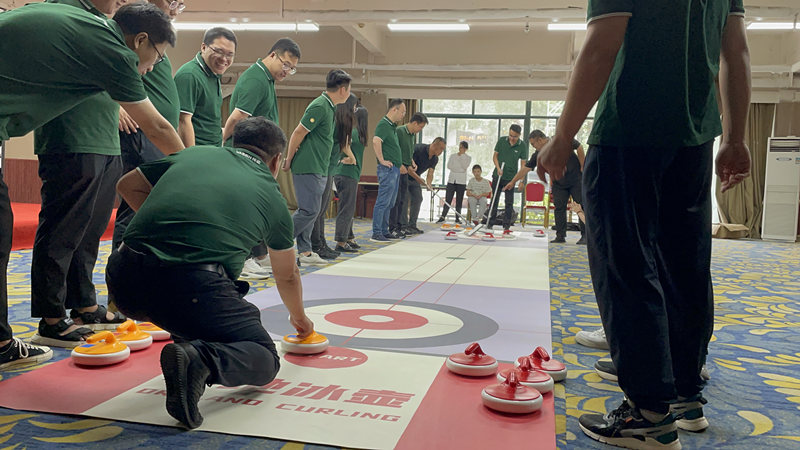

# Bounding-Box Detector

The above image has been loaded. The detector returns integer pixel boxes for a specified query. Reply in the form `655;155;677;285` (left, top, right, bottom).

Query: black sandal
70;305;127;331
31;318;93;349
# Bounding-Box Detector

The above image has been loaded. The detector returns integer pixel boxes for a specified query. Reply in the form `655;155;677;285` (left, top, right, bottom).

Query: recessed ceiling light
747;22;795;30
173;22;319;32
387;23;470;32
547;23;586;31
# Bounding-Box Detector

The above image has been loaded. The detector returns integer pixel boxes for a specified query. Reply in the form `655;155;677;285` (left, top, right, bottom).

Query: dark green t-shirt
587;0;745;147
396;125;415;167
145;54;180;130
175;53;223;146
290;93;336;175
374;116;402;167
333;128;364;181
124;146;295;279
0;3;147;140
493;136;528;180
225;59;277;147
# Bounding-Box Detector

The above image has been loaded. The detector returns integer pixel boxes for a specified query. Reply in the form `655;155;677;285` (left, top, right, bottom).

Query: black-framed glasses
149;37;165;64
208;45;235;60
275;53;297;75
168;1;185;13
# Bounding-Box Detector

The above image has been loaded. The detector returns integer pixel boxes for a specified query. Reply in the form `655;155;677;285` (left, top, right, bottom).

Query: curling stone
113;320;153;351
497;356;554;393
533;228;546;238
440;223;453;231
502;229;514;239
481;232;496;242
515;346;567;382
444;231;458;240
481;371;543;414
137;322;171;341
282;331;329;354
446;342;498;377
453;224;463;230
71;331;130;366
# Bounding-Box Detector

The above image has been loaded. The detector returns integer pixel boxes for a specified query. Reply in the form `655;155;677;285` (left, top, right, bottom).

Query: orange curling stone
113;320;153;351
137;322;171;341
281;332;329;354
446;342;498;377
497;356;554;393
481;371;543;414
71;331;130;366
515;346;567;382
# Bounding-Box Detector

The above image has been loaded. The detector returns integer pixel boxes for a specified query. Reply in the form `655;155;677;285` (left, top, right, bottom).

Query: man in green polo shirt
535;1;750;447
487;124;528;231
222;37;301;279
108;117;314;430
389;112;428;237
282;70;352;266
175;27;236;146
370;99;406;242
0;3;184;354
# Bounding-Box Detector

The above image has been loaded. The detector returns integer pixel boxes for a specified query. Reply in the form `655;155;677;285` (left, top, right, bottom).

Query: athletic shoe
298;252;329;266
595;358;618;382
455;218;462;224
700;365;710;380
385;231;404;240
255;256;272;271
370;234;390;243
315;247;339;260
347;240;361;249
239;258;270;280
670;394;709;432
160;343;211;429
550;237;566;243
576;236;587;245
411;226;425;234
436;216;445;223
0;338;53;370
579;399;681;449
576;327;610;350
335;243;358;253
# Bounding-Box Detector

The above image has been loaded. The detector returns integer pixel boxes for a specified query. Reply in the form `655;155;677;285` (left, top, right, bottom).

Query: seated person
466;164;492;224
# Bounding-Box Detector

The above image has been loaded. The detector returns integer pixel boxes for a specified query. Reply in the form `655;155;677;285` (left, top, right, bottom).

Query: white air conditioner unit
761;137;800;242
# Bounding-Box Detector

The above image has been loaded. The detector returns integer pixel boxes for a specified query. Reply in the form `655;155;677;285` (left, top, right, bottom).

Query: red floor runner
11;202;116;251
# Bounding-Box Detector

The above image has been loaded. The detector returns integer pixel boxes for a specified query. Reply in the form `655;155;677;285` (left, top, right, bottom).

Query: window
422;99;472;115
474;100;526;115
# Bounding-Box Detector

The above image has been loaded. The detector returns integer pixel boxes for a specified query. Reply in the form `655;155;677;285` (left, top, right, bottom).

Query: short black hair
270;38;301;59
410;112;428;124
472;164;482;171
529;129;547;140
114;3;176;47
326;69;352;91
509;124;522;134
460;141;469;149
232;117;286;160
387;98;404;111
432;137;446;146
203;27;237;47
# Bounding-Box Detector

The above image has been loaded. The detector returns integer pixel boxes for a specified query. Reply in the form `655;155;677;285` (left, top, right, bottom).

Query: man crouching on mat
106;117;314;429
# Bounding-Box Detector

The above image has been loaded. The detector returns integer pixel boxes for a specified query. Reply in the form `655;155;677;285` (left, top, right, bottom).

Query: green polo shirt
587;0;745;147
145;55;180;130
396;125;415;167
374;116;402;167
290;93;336;175
225;59;277;146
175;53;223;146
493;136;528;181
35;0;121;156
333;129;364;181
0;3;147;141
124;145;294;279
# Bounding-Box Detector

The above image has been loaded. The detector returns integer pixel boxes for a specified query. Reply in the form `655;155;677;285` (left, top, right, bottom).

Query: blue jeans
292;173;327;253
372;164;400;236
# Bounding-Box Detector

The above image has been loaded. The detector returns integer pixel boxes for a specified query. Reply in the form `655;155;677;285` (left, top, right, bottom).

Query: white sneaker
576;327;609;350
298;252;329;266
255;256;271;271
239;258;270;280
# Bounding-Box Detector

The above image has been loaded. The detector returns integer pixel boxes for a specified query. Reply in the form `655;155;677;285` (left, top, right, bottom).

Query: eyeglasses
149;37;165;64
168;1;185;13
275;53;297;75
208;45;235;60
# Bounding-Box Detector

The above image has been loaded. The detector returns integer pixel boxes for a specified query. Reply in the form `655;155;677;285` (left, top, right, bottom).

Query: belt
118;243;230;279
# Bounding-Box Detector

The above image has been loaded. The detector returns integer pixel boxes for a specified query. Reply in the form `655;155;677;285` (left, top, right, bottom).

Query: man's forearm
720;16;750;143
373;139;386;163
178;116;195;148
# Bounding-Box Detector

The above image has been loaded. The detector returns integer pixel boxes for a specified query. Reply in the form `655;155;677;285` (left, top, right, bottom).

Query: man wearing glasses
113;0;187;252
222;37;301;280
175;27;236;146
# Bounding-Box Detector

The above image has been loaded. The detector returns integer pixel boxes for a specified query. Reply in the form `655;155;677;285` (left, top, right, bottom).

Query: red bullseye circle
284;346;368;369
324;309;428;330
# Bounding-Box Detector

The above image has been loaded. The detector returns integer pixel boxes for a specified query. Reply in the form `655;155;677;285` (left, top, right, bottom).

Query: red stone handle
464;342;486;356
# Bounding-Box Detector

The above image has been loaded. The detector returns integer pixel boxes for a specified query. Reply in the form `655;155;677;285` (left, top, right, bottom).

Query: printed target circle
262;299;499;349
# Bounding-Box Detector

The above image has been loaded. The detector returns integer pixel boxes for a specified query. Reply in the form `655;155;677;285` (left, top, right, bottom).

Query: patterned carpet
1;218;799;448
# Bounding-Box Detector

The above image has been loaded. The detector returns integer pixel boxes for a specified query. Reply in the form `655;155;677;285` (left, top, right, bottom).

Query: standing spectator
437;140;471;224
370;99;406;243
390;113;428;236
333;106;369;252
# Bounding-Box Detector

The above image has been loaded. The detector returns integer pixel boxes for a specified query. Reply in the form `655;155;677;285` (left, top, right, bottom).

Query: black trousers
112;131;165;250
552;176;585;239
0;167;12;341
31;154;121;318
311;174;334;251
488;176;515;229
406;177;423;228
333;175;357;242
389;171;409;230
440;182;466;219
107;246;280;387
583;142;713;413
